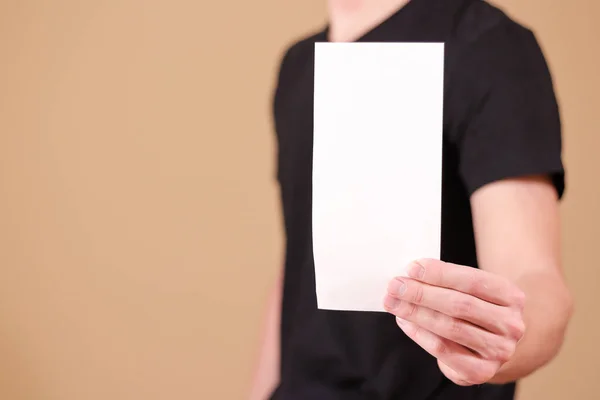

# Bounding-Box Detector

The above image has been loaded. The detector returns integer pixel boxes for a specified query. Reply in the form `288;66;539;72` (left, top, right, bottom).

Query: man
249;0;573;399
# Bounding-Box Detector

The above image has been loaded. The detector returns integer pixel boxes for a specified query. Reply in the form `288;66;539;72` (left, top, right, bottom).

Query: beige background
0;1;598;399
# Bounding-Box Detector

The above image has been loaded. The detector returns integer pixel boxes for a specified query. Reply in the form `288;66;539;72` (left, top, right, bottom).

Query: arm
248;274;282;400
248;40;296;399
382;22;570;386
471;175;573;383
382;175;573;386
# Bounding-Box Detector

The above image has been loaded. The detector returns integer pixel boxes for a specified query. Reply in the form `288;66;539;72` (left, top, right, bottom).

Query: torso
271;0;561;398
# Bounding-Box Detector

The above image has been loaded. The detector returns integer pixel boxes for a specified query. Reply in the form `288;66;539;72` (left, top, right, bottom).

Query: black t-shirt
270;0;565;399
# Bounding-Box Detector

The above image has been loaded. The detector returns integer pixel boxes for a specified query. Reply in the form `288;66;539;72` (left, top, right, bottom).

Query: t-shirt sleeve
271;45;294;183
272;41;304;183
452;24;565;198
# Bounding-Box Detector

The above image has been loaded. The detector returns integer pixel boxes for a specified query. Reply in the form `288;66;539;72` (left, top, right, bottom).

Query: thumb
437;360;472;387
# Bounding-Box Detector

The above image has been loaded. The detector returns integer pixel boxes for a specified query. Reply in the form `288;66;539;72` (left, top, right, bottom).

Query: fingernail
388;278;406;296
384;295;401;310
396;317;406;326
408;262;425;279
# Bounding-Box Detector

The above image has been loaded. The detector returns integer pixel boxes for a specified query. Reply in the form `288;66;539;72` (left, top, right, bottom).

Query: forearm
470;177;572;384
490;268;573;384
248;274;282;400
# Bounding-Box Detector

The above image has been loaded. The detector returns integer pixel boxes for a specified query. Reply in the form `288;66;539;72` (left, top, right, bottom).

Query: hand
383;258;526;386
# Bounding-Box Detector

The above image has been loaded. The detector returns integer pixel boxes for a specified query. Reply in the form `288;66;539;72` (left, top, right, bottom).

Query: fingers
395;318;499;385
387;259;527;386
406;259;525;309
386;277;523;338
384;298;517;362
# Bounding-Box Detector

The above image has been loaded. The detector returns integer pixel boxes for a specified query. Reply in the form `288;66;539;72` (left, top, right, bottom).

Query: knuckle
478;336;496;360
407;303;418;318
451;297;473;318
494;340;516;363
449;317;463;335
396;302;418;319
412;325;424;341
470;276;487;295
433;339;448;356
413;284;425;304
426;308;442;325
505;314;526;340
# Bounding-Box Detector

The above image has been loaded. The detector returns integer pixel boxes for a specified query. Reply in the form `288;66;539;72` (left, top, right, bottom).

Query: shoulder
272;29;323;114
443;1;557;119
275;30;323;87
450;0;535;46
443;2;564;198
448;1;549;74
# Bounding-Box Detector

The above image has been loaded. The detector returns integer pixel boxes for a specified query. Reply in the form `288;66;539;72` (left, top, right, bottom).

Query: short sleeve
453;24;565;198
271;44;296;183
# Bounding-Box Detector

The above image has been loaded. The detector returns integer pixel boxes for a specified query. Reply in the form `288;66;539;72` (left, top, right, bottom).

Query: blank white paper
312;42;444;312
